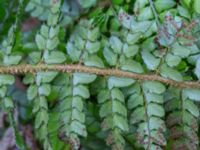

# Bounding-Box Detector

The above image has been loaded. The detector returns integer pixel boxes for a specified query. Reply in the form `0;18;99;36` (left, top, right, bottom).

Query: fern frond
165;87;199;150
127;81;166;150
58;73;96;149
57;18;104;149
98;77;134;150
0;0;26;149
25;1;65;149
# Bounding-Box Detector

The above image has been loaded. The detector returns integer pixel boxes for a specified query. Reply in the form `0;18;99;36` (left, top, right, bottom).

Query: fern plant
1;0;200;150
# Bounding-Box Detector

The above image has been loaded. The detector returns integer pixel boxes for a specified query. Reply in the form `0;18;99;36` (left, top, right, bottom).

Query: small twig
0;64;200;89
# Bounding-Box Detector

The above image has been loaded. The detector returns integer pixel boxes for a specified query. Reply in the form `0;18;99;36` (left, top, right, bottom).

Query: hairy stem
0;64;199;89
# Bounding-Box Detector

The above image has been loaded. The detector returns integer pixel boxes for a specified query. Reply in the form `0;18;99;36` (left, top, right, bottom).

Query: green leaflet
38;84;51;96
99;101;113;118
40;25;49;38
35;108;49;129
142;37;157;51
100;100;127;117
70;121;87;136
120;59;144;73
85;41;101;54
23;73;34;84
0;74;15;85
127;94;144;109
171;42;191;58
3;55;22;65
134;0;149;13
87;27;100;41
154;0;176;13
142;81;166;94
109;36;123;54
142;50;160;70
27;84;37;100
181;0;192;8
138;117;166;131
165;53;181;67
193;0;200;14
97;90;110;103
84;55;105;68
145;92;164;104
73;73;97;85
194;57;200;79
67;42;82;62
3;97;14;109
111;88;125;102
0;86;7;97
43;51;66;64
108;77;135;89
160;64;183;81
182;88;200;101
183;100;199;117
49;26;60;39
103;47;118;66
28;52;42;64
123;44;139;58
46;37;59;50
137;7;154;21
73;85;90;99
112;115;129;131
33;96;48;113
35;34;46;50
177;5;191;19
78;0;97;9
130;107;146;124
126;32;141;45
36;71;58;85
131;21;154;34
147;103;165;117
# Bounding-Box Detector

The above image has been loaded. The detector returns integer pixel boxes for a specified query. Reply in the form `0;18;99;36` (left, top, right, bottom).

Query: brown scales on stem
0;64;200;89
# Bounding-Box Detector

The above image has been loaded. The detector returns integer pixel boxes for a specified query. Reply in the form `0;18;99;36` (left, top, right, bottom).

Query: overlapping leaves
1;0;200;150
165;87;199;150
126;81;166;150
